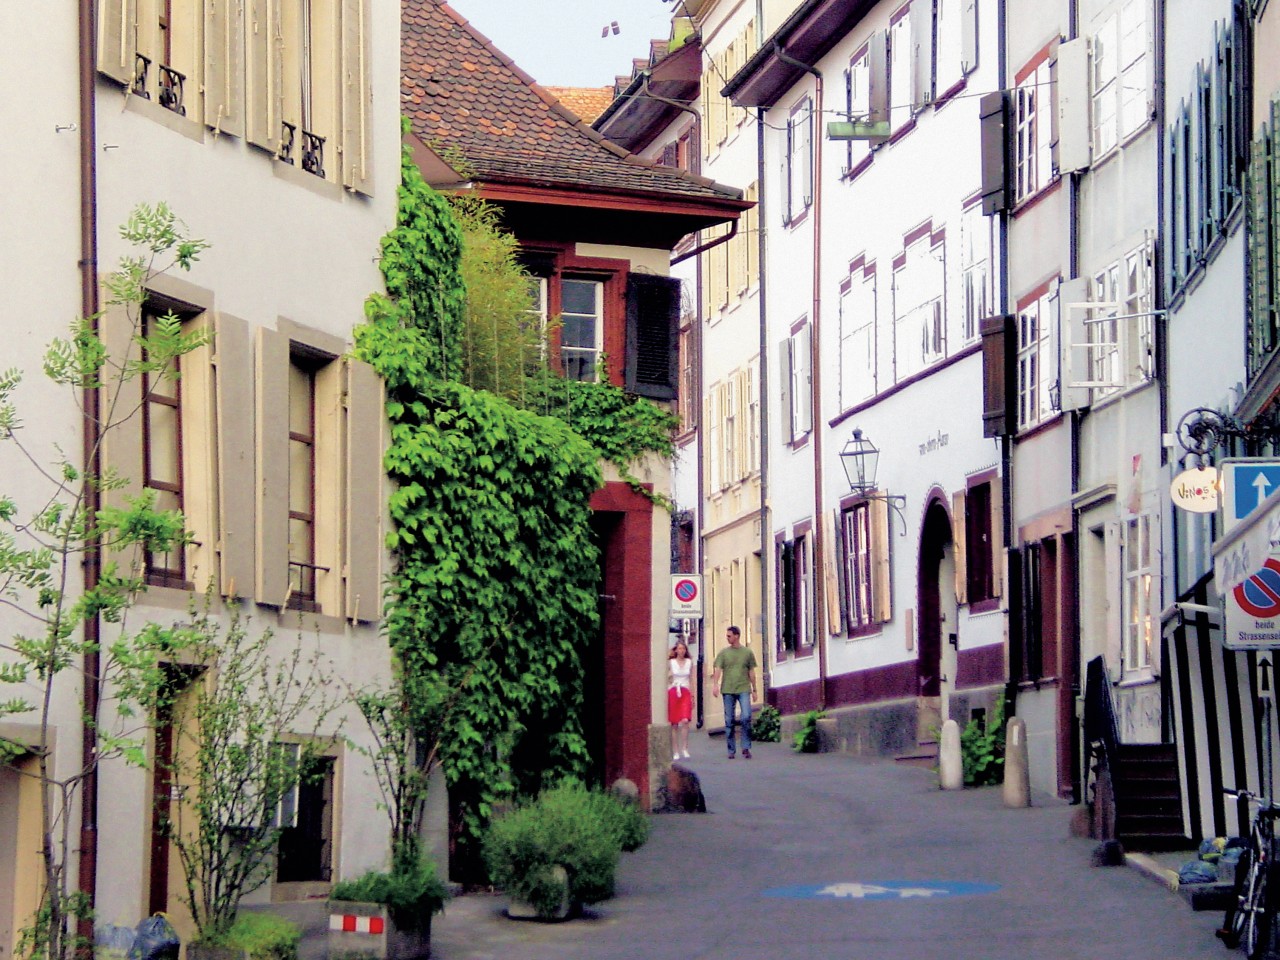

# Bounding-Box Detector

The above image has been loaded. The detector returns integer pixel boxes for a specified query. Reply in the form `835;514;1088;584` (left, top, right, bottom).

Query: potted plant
328;849;448;960
482;781;648;921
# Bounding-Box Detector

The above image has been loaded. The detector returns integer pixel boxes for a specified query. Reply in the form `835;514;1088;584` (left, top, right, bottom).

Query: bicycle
1219;788;1280;958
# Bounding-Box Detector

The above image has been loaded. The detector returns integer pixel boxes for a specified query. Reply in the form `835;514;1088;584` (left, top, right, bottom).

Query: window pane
289;438;312;512
148;402;180;485
561;279;598;317
289;364;313;435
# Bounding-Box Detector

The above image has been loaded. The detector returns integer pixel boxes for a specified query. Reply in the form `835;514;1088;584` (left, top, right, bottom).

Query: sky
446;0;680;88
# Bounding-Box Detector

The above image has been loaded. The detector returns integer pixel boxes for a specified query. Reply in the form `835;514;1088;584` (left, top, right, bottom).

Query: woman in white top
668;641;694;761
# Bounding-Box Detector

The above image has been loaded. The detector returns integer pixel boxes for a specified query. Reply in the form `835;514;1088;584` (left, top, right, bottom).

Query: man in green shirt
711;625;758;759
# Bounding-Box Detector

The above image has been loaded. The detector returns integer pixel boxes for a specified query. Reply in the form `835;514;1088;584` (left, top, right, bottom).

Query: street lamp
838;428;906;532
839;428;880;494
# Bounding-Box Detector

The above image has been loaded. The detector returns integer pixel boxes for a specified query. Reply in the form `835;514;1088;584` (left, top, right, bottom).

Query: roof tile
403;0;741;203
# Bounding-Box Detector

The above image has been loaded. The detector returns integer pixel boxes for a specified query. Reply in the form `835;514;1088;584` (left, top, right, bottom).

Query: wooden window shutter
1007;546;1025;679
344;357;382;622
736;369;749;480
1250;134;1271;367
989;477;1004;596
979;91;1009;214
205;0;246;137
255;326;289;607
823;509;842;635
870;496;892;623
952;490;968;604
794;324;813;435
778;338;793;440
214;314;255;599
624;274;680;400
960;0;978;74
868;29;889;123
980;314;1014;437
97;304;143;523
246;0;283;151
97;0;138;85
340;0;374;194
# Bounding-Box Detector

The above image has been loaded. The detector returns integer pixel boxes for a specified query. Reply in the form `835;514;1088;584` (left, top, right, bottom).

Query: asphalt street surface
429;730;1231;960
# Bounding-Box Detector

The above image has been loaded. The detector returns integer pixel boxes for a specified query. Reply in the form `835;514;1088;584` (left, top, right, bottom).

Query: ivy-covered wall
356;133;681;877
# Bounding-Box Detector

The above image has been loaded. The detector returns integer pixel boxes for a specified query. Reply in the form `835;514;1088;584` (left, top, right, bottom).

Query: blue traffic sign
1221;460;1280;533
763;880;1000;901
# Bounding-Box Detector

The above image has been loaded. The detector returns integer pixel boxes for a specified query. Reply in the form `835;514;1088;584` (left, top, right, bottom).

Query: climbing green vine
357;131;680;878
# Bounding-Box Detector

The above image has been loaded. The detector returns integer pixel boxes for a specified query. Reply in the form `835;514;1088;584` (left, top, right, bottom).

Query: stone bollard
939;718;963;790
1002;716;1030;808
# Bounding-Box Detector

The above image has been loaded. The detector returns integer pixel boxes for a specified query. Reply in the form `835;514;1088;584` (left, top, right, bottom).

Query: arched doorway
917;498;957;740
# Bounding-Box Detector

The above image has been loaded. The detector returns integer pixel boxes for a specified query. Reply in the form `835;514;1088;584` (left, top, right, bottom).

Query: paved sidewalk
429;730;1229;960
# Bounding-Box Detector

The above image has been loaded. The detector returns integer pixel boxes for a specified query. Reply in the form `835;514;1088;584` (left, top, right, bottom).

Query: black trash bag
127;915;179;960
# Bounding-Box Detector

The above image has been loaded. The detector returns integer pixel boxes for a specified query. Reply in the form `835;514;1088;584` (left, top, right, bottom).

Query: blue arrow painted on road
764;880;1000;900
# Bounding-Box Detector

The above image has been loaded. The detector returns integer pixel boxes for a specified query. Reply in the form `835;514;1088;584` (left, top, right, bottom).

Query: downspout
773;43;827;708
77;0;102;944
998;0;1018;722
757;103;772;701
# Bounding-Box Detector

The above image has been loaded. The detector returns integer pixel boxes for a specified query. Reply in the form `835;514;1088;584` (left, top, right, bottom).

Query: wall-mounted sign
1225;557;1280;650
1170;466;1218;513
1221;460;1280;534
670;575;702;619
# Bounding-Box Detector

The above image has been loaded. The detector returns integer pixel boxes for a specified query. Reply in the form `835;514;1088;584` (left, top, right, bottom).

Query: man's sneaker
742;749;752;759
727;751;736;759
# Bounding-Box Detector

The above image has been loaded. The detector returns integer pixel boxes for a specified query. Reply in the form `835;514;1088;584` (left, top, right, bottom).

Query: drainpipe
774;43;827;708
757;103;772;702
77;0;102;944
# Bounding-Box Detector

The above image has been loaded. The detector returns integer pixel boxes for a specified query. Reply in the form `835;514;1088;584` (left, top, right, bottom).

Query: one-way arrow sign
1221;461;1280;536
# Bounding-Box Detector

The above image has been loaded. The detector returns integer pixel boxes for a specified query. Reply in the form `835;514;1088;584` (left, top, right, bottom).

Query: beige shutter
824;509;842;634
952;490;968;604
98;304;143;518
214;314;255;599
344;357;383;622
870;495;892;623
255;326;289;607
990;477;1004;597
205;0;246;137
736;369;748;481
246;0;282;151
340;0;373;194
98;0;138;84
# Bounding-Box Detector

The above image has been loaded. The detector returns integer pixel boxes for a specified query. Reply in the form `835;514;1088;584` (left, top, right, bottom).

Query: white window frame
892;235;945;383
559;277;603;382
843;48;873;175
1088;235;1156;398
785;97;814;224
889;7;913;132
746;363;760;475
960;204;990;343
1122;514;1155;674
935;0;964;94
839;269;877;409
841;501;874;632
1093;1;1150;159
1014;59;1053;203
785;324;813;442
1016;285;1058;430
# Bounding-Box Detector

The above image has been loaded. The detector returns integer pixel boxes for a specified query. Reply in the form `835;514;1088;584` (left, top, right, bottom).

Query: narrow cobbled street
431;732;1229;960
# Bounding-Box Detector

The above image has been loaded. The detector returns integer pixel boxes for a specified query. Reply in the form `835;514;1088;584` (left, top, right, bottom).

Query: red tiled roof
402;0;743;204
543;86;615;124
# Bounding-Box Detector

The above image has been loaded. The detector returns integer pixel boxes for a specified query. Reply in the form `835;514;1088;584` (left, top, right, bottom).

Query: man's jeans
722;691;752;754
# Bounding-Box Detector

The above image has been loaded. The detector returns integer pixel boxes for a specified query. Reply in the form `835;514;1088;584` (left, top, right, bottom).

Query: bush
960;699;1006;787
482;782;648;918
330;854;449;933
751;705;781;743
200;913;299;960
792;709;826;753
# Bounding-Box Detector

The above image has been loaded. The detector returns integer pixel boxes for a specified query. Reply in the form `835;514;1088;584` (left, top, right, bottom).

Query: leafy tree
162;603;341;940
0;204;208;960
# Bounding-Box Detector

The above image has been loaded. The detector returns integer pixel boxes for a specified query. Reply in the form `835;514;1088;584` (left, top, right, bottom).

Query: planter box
328;902;431;960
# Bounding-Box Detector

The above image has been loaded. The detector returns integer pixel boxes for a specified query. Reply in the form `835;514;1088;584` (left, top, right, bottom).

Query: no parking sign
670;575;703;619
